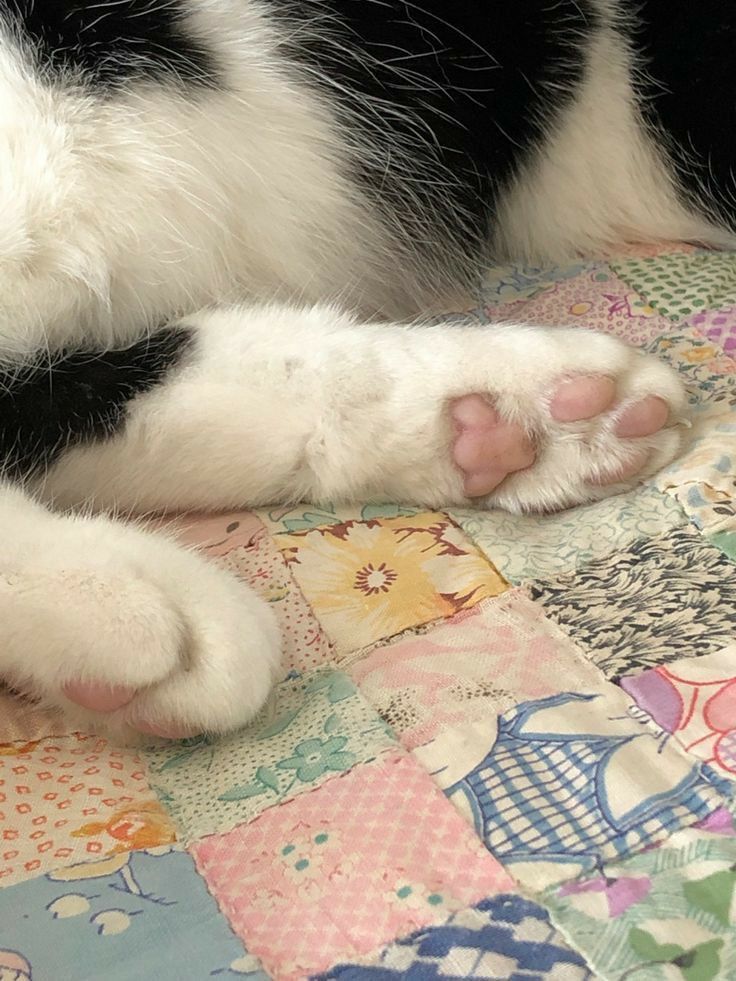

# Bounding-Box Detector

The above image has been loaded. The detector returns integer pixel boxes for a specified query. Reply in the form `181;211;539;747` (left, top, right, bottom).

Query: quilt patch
273;513;507;655
528;526;736;677
318;895;592;980
350;591;603;750
417;686;729;890
0;847;266;980
191;753;512;980
144;670;397;841
544;816;736;980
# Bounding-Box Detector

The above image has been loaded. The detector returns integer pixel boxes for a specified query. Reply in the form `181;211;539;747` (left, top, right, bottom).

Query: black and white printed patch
528;526;736;678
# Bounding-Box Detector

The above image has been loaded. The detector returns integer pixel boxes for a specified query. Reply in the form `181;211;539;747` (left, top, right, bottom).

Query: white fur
0;0;427;362
0;483;280;741
38;305;688;516
11;304;688;738
495;1;735;260
0;0;719;739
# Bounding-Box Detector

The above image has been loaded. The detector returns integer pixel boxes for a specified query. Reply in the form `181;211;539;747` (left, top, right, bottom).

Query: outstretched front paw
5;517;281;743
448;329;686;512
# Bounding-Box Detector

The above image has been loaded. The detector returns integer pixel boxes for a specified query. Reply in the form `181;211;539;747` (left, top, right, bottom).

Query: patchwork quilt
1;244;735;980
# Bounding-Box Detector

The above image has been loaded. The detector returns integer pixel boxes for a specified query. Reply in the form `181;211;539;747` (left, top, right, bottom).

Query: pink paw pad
550;376;616;422
62;681;197;740
451;376;671;498
451;394;535;498
615;396;670;438
62;681;136;713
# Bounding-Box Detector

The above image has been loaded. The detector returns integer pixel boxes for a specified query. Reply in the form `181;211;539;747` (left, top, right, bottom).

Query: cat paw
447;327;687;512
2;516;281;742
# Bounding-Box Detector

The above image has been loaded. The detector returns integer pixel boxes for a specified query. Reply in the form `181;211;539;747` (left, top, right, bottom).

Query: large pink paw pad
451;394;534;497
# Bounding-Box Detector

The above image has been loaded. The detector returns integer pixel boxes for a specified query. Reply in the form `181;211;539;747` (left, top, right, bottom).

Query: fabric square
655;414;736;508
621;644;736;777
258;502;421;536
664;481;736;534
273;514;508;655
417;685;729;891
528;526;736;677
0;846;267;980
679;482;736;561
349;592;604;750
484;264;679;348
156;510;335;674
451;486;685;583
144;670;397;841
689;304;736;358
478;259;595;308
191;752;513;981
0;692;69;744
610;250;736;322
0;735;174;888
646;331;736;410
318;895;592;979
543;814;736;980
656;422;736;512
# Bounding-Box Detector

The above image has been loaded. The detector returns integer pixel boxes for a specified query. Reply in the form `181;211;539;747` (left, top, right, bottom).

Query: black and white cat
0;0;731;740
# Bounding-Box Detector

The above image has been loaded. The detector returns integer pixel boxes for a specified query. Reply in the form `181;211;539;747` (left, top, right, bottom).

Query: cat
0;0;730;740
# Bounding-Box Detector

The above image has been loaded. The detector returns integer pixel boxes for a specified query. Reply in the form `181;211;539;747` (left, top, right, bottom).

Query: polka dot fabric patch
0;735;173;887
611;250;736;321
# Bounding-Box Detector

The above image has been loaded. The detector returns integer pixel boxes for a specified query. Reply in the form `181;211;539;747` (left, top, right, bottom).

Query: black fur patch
267;0;594;260
632;0;736;227
2;0;219;86
0;327;193;478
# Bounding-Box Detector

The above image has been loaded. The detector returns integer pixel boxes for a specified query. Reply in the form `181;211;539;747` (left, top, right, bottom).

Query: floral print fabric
544;815;736;980
273;513;508;656
143;670;398;841
1;245;735;979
